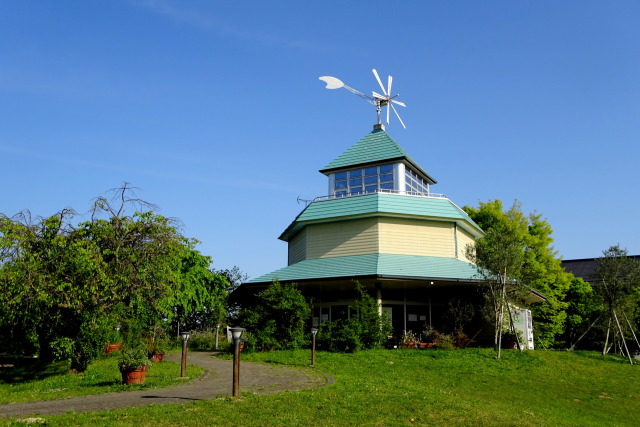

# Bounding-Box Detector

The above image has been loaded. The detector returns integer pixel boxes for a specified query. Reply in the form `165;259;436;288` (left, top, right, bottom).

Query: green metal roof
279;192;484;241
320;128;436;184
247;253;480;284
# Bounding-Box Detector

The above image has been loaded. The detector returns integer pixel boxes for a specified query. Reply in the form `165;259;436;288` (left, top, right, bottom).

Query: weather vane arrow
319;69;407;129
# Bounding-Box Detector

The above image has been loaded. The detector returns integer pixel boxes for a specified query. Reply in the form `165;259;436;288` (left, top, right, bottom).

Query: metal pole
311;332;317;366
215;324;220;350
181;338;188;377
232;336;240;397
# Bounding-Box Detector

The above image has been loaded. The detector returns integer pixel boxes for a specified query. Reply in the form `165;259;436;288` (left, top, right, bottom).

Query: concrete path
0;351;331;419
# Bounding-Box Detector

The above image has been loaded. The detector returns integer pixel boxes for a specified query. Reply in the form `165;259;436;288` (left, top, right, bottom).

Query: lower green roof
247;254;479;284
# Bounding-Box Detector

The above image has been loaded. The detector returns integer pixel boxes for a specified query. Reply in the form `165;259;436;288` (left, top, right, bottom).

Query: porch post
376;282;382;317
403;289;407;332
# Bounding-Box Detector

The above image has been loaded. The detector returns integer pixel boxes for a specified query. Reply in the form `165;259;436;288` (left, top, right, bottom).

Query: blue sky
2;1;639;279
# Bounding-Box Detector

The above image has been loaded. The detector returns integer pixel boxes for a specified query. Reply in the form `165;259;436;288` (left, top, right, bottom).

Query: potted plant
104;327;122;354
421;326;439;348
144;326;169;362
118;347;152;384
401;330;419;348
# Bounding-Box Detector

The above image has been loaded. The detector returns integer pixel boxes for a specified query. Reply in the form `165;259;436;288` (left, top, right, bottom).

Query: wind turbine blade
391;104;406;129
392;99;406;107
372;91;387;100
372;69;387;95
387;75;392;98
319;76;344;89
386;103;390;124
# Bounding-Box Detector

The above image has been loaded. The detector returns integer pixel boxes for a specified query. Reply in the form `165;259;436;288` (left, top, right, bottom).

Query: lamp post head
229;327;246;341
181;331;190;342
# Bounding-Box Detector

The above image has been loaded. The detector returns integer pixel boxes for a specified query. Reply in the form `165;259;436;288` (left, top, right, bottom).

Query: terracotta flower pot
104;343;121;354
121;366;148;385
150;352;165;362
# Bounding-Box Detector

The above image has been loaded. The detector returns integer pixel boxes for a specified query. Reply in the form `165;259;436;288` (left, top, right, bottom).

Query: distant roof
279;192;484;242
247;253;479;284
320;127;437;185
562;255;640;282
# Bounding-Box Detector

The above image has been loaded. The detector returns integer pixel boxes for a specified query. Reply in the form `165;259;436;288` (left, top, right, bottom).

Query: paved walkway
0;351;332;419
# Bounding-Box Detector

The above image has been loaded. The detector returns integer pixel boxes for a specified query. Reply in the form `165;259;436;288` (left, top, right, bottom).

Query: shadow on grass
0;356;68;383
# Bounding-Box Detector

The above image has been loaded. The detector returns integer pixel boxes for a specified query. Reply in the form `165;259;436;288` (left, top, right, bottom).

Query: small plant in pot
144;325;169;362
118;347;152;385
401;330;419;348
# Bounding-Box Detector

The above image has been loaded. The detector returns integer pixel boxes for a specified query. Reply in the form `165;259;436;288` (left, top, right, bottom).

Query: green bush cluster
317;284;392;352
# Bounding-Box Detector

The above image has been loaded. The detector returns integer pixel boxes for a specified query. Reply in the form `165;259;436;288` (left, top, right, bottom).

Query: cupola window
334;164;394;197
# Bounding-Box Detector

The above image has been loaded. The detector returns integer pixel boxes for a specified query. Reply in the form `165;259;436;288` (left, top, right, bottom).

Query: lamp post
180;331;190;378
229;327;245;397
311;328;318;366
215;324;221;350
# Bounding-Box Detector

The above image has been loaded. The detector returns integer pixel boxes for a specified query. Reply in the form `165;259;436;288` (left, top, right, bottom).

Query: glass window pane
405;176;411;184
380;164;393;173
349;178;362;186
380;173;393;182
364;167;377;176
365;185;378;193
336;191;347;197
350;186;362;194
380;182;394;190
349;169;362;178
335;172;347;180
335;180;348;188
364;175;378;184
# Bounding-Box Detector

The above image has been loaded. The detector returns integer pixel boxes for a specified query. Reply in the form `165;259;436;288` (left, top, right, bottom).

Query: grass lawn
0;352;203;404
3;348;639;426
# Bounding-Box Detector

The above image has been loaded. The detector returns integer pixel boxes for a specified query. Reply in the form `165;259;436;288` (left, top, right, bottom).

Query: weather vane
319;69;407;129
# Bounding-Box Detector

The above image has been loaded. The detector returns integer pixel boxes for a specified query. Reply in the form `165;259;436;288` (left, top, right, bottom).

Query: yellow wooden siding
288;228;307;265
457;227;476;263
306;218;379;259
379;217;455;257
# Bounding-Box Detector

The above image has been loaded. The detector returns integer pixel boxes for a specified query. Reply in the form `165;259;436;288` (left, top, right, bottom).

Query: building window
334;164;394;196
405;168;429;195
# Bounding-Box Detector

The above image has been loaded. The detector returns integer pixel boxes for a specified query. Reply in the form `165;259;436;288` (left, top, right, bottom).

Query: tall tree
0;184;228;371
465;201;527;358
465;200;574;349
593;245;640;362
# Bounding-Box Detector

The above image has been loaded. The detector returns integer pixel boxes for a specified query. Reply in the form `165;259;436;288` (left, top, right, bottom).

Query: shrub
236;280;311;351
317;319;362;352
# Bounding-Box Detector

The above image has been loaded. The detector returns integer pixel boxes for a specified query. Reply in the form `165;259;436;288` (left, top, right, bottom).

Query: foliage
464;200;527;357
187;328;229;352
464;199;574;349
236;280;311;352
592;245;640;358
563;277;602;349
0;184;228;371
316;319;363;352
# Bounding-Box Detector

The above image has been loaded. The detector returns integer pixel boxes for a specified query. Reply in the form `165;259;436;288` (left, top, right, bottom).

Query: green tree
593;245;640;362
465;201;526;358
0;184;228;371
465;200;574;349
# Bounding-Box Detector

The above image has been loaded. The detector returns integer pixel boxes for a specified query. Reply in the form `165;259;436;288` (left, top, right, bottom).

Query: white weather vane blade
318;69;407;129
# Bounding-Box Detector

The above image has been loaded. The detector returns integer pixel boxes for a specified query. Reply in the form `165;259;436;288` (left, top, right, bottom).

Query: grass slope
4;349;639;426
